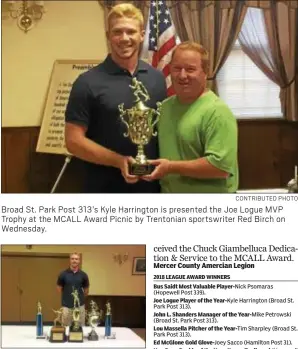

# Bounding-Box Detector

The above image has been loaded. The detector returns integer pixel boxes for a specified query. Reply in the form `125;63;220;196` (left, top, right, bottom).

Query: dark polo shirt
65;54;167;193
57;268;89;308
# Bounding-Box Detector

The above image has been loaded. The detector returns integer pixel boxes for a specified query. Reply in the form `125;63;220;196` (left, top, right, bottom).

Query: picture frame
132;257;146;275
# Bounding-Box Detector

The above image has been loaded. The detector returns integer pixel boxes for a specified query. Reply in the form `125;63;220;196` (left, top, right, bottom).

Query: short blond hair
70;252;80;259
171;41;209;74
107;3;144;29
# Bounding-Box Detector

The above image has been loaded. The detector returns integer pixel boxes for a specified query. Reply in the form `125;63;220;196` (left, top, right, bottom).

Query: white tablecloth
1;326;145;348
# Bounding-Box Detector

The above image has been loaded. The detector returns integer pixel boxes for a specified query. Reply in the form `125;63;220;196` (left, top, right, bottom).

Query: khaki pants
62;305;85;326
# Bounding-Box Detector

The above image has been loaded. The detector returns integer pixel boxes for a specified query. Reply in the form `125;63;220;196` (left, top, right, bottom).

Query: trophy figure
118;77;162;175
288;166;298;193
87;300;103;341
68;289;83;342
49;307;66;342
36;301;45;339
104;301;115;339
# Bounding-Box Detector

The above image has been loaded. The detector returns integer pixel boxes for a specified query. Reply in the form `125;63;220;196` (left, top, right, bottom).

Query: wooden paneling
29;130;53;193
1;127;85;193
237;120;281;189
2;128;31;193
1;133;6;192
1;121;298;192
280;122;298;186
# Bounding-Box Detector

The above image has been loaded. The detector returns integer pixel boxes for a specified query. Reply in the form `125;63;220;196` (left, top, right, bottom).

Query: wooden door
20;256;69;322
1;256;21;322
1;255;68;323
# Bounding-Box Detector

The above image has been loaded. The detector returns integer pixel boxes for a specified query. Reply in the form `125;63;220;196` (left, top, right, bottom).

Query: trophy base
104;333;116;339
129;163;154;176
68;325;83;343
49;326;66;343
88;329;99;341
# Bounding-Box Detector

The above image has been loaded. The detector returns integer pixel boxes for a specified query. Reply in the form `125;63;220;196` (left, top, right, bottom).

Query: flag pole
50;155;72;193
156;0;160;64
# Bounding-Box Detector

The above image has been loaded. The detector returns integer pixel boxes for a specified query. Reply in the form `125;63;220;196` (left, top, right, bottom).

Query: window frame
216;40;283;121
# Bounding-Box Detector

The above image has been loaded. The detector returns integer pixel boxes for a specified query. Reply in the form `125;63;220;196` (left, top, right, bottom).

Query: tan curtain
244;0;298;9
238;3;297;121
169;1;247;93
98;0;298;12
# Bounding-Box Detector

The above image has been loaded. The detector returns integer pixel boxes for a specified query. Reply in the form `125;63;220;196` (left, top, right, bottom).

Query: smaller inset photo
1;244;146;348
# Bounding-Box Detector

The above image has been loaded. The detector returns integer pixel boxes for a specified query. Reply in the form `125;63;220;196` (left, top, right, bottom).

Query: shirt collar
103;54;148;75
68;267;79;273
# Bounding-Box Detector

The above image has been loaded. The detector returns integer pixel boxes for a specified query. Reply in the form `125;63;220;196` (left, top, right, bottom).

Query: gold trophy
68;289;83;342
118;78;162;175
87;300;103;341
49;307;66;342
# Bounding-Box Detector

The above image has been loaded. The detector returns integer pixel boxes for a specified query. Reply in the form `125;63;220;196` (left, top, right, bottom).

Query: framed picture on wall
132;257;146;275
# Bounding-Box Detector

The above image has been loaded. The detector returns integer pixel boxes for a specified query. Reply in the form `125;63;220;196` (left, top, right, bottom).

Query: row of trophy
36;289;115;343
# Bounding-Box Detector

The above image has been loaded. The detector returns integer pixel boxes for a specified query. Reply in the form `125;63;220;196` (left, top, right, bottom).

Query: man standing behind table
65;3;167;193
57;252;89;326
143;42;238;193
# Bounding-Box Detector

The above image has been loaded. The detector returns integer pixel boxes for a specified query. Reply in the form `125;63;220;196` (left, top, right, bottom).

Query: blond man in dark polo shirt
56;252;89;326
65;3;167;193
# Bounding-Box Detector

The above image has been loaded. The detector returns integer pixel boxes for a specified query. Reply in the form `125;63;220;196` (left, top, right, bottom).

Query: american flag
142;0;179;96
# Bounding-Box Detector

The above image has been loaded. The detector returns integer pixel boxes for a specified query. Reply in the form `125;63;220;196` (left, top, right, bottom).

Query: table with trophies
2;291;145;348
